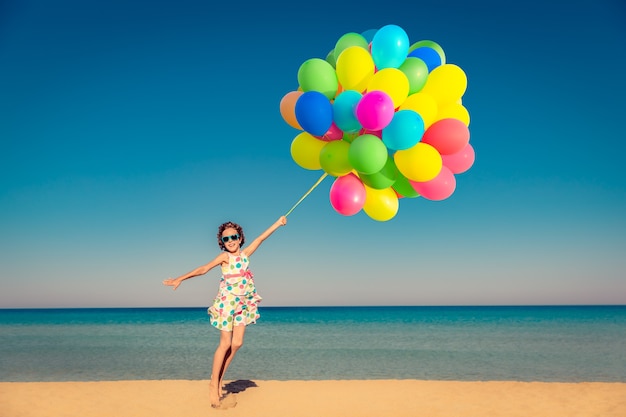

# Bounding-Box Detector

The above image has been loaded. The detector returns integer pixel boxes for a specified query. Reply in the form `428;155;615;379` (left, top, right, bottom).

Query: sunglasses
221;234;240;243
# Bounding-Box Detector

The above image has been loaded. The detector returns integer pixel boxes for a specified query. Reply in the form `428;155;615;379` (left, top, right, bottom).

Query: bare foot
209;380;220;407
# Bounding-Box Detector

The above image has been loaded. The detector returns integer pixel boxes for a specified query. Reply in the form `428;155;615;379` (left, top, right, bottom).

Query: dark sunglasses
221;234;240;243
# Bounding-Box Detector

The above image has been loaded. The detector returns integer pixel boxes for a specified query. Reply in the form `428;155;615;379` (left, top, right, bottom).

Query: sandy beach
1;379;625;417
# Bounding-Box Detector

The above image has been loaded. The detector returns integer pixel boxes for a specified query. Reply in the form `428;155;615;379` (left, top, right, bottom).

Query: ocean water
1;306;625;382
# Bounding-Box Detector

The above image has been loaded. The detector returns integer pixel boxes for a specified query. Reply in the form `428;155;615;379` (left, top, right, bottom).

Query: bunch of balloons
280;24;474;222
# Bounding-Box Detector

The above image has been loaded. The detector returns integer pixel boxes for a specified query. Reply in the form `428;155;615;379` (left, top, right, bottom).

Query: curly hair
216;221;245;251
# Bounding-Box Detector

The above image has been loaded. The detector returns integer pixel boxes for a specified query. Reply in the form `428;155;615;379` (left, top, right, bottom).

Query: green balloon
297;58;339;100
342;132;360;143
399;57;429;94
360;156;398;189
319;140;352;177
325;49;337;68
348;134;388;175
392;172;420;198
333;32;369;63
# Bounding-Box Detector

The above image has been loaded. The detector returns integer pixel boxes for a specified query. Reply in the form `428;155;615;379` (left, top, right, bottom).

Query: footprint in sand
214;394;237;410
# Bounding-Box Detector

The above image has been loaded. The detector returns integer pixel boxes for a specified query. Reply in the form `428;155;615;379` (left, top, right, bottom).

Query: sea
1;306;625;383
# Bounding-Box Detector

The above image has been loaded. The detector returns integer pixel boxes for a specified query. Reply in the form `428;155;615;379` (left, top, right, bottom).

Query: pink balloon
329;173;366;216
355;91;395;131
410;165;456;201
318;122;344;141
421;118;470;155
442;143;475;174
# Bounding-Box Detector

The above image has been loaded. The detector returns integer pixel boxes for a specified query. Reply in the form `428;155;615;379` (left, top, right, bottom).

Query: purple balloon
355;91;395;131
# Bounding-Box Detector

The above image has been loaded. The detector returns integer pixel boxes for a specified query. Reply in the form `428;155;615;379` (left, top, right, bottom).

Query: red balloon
442;143;475;174
421;118;469;155
318;122;344;141
410;165;456;201
359;128;382;138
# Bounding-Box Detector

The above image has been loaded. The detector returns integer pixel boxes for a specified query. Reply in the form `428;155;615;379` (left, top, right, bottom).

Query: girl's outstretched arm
163;252;228;290
243;216;287;257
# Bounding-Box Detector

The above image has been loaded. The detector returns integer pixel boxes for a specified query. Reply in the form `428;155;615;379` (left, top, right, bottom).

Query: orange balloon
334;81;344;100
280;91;303;129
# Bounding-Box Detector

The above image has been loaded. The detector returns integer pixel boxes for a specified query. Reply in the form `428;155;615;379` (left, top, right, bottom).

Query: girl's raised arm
163;252;228;290
243;216;287;257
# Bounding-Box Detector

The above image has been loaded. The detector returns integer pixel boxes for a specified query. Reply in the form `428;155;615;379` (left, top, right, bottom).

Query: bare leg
217;347;232;398
209;330;233;407
218;325;246;390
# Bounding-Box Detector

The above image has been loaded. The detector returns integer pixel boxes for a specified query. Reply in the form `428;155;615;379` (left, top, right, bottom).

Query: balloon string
285;172;329;217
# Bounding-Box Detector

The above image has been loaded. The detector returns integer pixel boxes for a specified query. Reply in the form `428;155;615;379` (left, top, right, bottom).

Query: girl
163;216;287;407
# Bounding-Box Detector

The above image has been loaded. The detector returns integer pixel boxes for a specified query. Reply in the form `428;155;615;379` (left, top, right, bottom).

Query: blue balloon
360;28;378;44
382;110;424;151
371;24;409;69
295;91;333;137
332;90;362;133
408;47;442;72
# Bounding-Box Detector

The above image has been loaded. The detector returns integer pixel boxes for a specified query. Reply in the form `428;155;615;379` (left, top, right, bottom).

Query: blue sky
1;0;625;308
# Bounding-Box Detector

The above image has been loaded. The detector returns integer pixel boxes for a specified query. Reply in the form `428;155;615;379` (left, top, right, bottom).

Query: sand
1;379;625;417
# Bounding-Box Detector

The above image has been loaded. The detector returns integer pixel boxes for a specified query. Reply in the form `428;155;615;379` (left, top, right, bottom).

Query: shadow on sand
224;379;258;394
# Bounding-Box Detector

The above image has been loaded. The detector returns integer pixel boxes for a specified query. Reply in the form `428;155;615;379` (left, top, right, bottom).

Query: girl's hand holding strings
163;277;181;290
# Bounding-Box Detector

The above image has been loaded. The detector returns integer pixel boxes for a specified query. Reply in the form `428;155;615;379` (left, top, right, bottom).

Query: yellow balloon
421;64;467;106
363;185;399;222
367;68;409;109
394;142;442;182
436;103;470;126
399;92;438;128
336;46;375;92
290;132;326;170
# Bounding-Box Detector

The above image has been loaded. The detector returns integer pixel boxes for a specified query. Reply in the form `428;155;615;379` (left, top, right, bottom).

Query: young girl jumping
163;215;287;407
